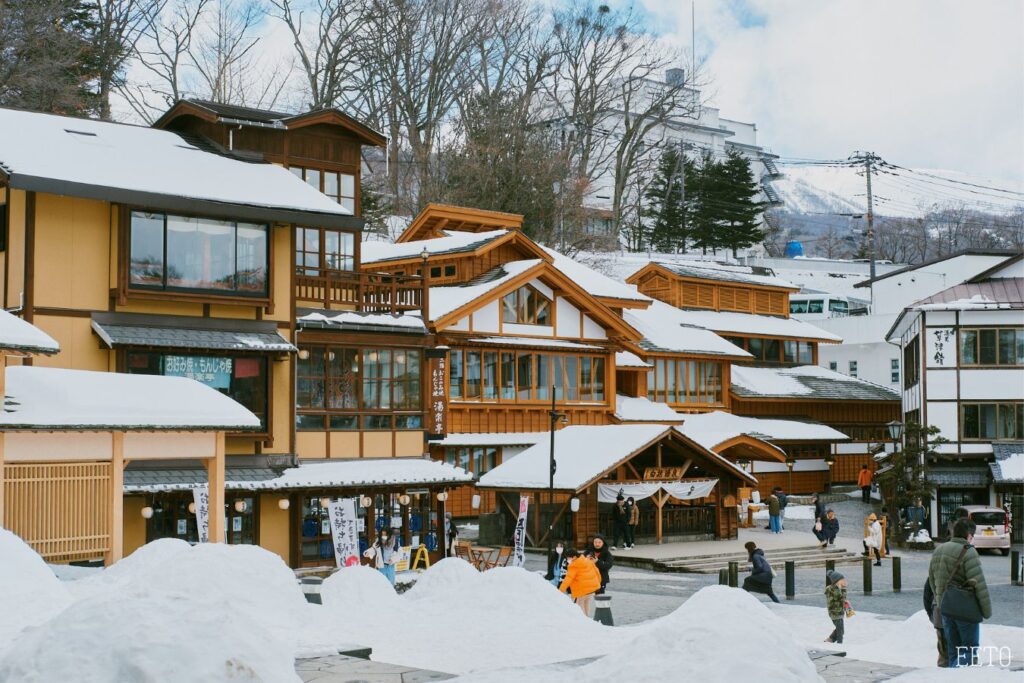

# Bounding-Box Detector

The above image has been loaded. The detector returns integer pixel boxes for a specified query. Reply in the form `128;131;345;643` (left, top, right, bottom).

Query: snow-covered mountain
772;165;1024;218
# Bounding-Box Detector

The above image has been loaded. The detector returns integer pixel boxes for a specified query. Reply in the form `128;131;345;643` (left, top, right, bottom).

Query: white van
789;294;855;320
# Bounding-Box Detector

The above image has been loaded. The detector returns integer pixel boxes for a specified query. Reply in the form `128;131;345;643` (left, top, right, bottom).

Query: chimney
665;68;685;86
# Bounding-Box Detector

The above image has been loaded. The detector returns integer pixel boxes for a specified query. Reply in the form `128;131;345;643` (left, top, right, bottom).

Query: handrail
294;267;424;314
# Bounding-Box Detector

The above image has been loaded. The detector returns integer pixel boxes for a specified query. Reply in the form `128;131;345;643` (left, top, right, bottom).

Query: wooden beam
653;492;667;544
106;431;125;565
624;460;642;481
656;442;662;468
537;498;571;546
679;458;693;477
205;432;226;543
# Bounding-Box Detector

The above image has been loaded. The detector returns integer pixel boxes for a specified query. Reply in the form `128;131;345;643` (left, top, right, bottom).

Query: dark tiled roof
187;99;293;123
92;321;295;352
653;261;795;289
853;249;1020;288
990;443;1024;483
364;232;506;264
929;467;991;488
910;278;1024;308
730;366;901;402
124;466;280;491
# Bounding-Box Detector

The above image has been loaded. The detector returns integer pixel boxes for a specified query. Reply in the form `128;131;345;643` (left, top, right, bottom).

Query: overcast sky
639;0;1024;183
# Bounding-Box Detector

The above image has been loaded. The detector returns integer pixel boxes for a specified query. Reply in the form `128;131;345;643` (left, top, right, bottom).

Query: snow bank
320;564;400;618
0;593;299;682
890;667;1023;681
0;529;72;645
752;504;816;520
404;557;480;598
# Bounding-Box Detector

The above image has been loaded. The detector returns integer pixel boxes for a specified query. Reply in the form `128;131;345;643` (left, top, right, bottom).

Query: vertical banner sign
512;495;530;568
425;348;448;439
192;486;210;543
328;498;361;568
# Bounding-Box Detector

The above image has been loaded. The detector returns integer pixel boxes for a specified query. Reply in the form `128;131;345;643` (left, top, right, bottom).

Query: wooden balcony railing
295;267;425;314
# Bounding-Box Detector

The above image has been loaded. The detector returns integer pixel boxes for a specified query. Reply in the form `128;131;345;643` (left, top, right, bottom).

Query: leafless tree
94;0;164;119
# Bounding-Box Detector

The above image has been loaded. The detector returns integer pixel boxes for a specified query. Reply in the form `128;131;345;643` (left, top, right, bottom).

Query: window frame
448;347;607;405
645;357;725;406
289;165;357;213
960;327;1024;367
502;285;552;326
126;209;271;300
960;402;1024;441
295;226;357;275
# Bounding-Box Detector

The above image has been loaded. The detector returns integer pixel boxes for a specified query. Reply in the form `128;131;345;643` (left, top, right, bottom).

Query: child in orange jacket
558;549;602;616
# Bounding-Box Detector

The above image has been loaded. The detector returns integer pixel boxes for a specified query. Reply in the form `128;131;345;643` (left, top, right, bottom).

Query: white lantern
570;497;580;513
277;498;290;510
141;506;154;519
188;502;196;514
360;495;373;508
298;349;310;360
234;500;247;513
471;494;481;509
436;491;448;502
320;496;332;508
398;494;411;506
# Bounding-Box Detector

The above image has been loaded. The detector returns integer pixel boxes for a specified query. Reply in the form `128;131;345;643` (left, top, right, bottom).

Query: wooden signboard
643;467;684;481
425;348;448;439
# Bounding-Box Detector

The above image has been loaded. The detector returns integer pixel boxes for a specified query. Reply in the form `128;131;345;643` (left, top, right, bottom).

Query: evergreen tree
717;149;766;256
643;147;688;252
687;150;724;254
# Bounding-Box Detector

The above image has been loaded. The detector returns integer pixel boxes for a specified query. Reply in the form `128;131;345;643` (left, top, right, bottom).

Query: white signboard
927;328;956;368
328;498;361;568
192;486;210;543
511;495;530;568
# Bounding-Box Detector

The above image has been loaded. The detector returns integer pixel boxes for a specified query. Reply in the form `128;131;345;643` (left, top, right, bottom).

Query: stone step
659;547;854;569
660;552;865;574
637;544;830;563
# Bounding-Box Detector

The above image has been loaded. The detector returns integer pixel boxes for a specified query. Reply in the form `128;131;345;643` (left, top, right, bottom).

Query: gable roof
852;249;1020;288
627;261;798;291
677;411;848;451
361;228;550;267
397;203;524;243
429;260;642;341
0;310;59;355
542;246;651;308
623;299;750;358
663;308;842;343
153;99;386;147
0;107;359;229
884;276;1024;342
729;364;900;402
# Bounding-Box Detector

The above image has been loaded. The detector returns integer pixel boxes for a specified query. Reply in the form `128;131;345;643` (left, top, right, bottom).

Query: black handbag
940;545;984;624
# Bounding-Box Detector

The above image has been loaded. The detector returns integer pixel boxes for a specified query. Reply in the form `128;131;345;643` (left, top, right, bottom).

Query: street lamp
548;388;568;559
786;457;795;493
887;420;904;443
824;454;835;493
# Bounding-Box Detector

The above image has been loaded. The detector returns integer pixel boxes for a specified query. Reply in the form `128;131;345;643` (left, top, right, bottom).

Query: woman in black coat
741;541;780;603
586;534;614;594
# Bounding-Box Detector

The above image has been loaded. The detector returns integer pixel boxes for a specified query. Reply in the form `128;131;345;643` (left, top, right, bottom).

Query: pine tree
687;151;723;254
717;149;766;256
643;147;688;252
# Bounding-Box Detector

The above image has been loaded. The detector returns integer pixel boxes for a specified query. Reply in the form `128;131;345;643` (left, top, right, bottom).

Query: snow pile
320;564;400;619
891;667;1022;681
995;451;1024;482
0;529;71;644
0;593;299;682
753;504;816;520
457;586;821;682
908;529;932;543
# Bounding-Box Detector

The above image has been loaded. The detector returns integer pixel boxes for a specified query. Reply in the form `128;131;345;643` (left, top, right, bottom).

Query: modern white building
886;253;1024;536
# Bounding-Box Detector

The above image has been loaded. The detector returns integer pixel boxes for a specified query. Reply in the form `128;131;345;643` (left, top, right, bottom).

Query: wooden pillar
106;431;125;565
654;492;666;544
656;442;662;468
0;360;5;526
206;432;226;543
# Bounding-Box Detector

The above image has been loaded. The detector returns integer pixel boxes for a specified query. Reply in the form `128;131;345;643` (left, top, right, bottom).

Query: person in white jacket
364;528;399;584
862;513;883;566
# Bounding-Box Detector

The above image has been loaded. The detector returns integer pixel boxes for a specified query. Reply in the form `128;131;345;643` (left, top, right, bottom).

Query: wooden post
206;432;226;543
654;492;666;544
106;432;125;565
0;432;5;529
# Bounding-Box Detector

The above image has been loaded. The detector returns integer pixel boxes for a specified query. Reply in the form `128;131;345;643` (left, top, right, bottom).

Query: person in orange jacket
558;549;602;616
857;465;873;504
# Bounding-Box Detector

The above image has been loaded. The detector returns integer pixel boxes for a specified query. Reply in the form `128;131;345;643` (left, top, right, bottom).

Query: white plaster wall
555;297;581;338
472;300;500;333
504;323;553;337
449;316;470;332
126;432;217;460
925;369;957;400
870;254;1010;314
4;432;112;462
926;401;958;441
818;340;900;389
926;311;957;326
960;369;1024;400
530;280;553;299
582;314;606;340
925;327;957;368
961;443;993;454
960;310;1023;326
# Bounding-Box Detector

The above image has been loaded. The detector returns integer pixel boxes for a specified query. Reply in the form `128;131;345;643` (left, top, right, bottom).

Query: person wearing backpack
928;518;993;667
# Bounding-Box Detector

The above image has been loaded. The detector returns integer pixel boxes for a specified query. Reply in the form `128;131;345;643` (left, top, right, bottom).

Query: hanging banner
425;348;449;439
597;479;718;503
511;495;530;568
328;498;361;568
192;485;210;543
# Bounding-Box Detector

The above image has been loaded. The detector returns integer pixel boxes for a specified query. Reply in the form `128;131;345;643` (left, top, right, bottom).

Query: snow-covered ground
2;529;1021;680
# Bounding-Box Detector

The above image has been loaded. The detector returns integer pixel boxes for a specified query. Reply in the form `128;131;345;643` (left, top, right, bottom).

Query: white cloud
639;0;1024;182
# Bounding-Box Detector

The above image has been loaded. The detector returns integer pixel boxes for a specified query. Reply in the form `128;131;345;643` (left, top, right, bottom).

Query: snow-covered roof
0;108;353;226
428;260;542;321
0;366;260;431
91;317;295;352
477;424;755;490
643;261;797;290
234;458;473;489
0;310;59;355
624;300;751;357
677;411;848;451
667;308;842;342
542;247;651;304
433;432;547;447
614;395;684;423
466;337;603;350
616;350;652;368
730;364;900;401
297;310;427;334
991;443;1024;484
360;230;510;264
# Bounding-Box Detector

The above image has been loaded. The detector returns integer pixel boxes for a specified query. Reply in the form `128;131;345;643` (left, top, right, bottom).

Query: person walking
767;490;782;534
559;549;602;616
445;512;458;556
824;570;851;644
546;540;569;588
587;535;614;594
923;577;948;667
857;465;873;504
610;495;630;550
741;541;780;603
626;496;639;549
863;513;883;566
929;518;992;667
812;494;827;547
363;528;399;585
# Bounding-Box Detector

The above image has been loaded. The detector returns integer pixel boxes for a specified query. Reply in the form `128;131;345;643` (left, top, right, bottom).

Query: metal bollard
301;576;323;605
825;559;835;587
728;561;739;588
1012;550;1022;586
892;556;901;593
863;557;873;595
718;567;729;586
593;594;614;626
785;560;795;600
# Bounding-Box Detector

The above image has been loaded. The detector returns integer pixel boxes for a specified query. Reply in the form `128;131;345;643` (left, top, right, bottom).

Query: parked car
947;506;1011;555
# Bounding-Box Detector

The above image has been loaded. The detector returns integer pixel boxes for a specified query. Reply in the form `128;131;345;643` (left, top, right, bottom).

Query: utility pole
850;151;880;304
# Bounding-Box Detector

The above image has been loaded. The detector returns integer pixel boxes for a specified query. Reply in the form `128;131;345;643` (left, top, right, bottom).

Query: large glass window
444;447;499;475
295;227;355;274
647;358;724;406
296;345;422;430
291;166;356;212
502;285;551;325
961;328;1024;366
127;352;268;429
129;211;268;296
962;403;1023;440
449;349;605;404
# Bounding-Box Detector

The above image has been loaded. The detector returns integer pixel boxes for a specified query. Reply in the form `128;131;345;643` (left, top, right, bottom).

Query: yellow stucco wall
395;431;426;457
30;315;111;371
265;226;292;323
33;195;110;311
267;358;292;454
297;431;327;459
258;493;291;564
6;189;25;309
362;432;391;458
123;496;147;557
329;431;359;458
